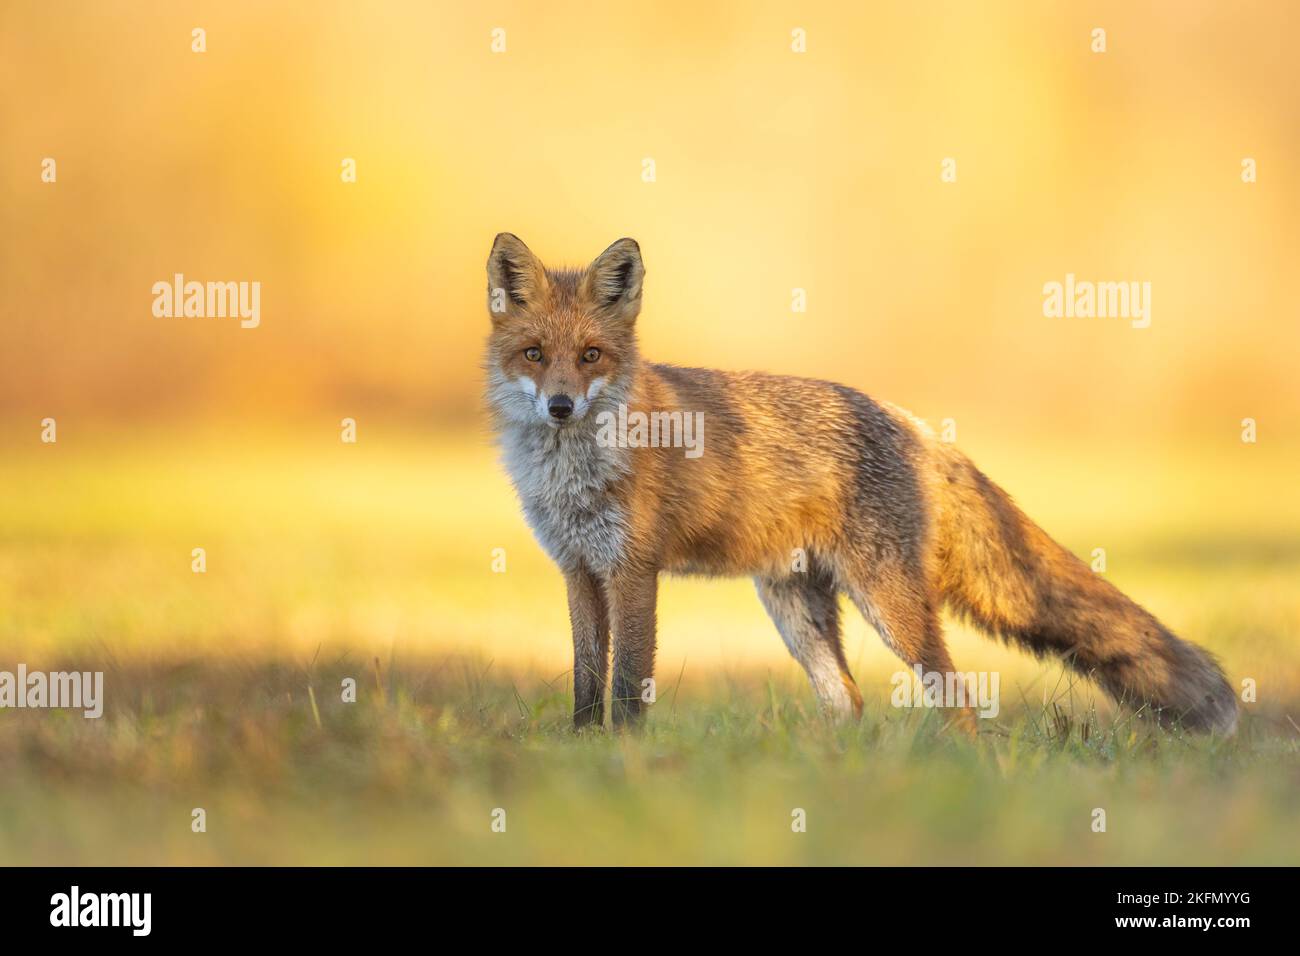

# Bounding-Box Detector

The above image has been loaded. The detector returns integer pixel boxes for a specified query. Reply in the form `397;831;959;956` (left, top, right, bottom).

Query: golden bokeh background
4;1;1298;432
1;1;1297;692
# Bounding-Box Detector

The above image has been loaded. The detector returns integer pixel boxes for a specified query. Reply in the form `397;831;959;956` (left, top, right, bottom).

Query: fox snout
547;394;574;420
546;392;572;418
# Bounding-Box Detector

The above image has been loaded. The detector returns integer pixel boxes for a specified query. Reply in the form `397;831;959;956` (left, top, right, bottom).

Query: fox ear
583;238;644;324
487;233;547;320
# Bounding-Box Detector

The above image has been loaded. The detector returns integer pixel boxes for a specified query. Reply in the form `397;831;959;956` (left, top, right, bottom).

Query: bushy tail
934;454;1237;734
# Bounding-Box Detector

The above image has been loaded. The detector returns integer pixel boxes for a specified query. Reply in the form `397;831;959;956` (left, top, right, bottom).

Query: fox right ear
487;233;547;320
582;238;644;325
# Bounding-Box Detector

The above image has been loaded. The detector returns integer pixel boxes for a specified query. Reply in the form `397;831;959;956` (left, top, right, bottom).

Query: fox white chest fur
499;422;630;574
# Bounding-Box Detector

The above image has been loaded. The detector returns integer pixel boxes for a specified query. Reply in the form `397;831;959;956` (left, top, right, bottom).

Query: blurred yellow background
3;1;1297;433
1;1;1297;697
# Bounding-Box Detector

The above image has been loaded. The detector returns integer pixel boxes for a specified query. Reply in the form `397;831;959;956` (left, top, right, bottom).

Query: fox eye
524;347;542;362
582;347;601;363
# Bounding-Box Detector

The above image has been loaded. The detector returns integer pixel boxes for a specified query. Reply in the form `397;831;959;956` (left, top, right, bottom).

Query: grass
0;426;1297;865
1;655;1297;866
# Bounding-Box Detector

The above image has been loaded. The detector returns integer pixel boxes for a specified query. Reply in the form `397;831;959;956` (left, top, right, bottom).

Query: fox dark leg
565;568;609;729
606;565;658;728
755;569;863;719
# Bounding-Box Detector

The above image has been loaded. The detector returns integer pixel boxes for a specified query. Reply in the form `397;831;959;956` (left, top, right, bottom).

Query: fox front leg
606;565;659;728
565;568;610;729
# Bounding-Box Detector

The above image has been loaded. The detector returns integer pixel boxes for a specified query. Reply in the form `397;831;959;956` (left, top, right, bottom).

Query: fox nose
547;395;574;420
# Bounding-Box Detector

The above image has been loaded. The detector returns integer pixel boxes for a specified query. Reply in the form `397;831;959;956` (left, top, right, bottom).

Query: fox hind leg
755;570;863;720
843;565;977;734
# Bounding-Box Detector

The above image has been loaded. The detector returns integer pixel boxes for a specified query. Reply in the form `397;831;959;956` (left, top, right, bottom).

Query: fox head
485;234;643;428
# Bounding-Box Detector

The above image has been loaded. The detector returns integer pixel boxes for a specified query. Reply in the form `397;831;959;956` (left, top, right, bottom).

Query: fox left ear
486;233;548;322
583;238;644;324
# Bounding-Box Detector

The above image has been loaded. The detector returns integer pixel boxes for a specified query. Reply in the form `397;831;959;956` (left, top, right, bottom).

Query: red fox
484;233;1238;735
